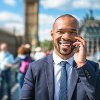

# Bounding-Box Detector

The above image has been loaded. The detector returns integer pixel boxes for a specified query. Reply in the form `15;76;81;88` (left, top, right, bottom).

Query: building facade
80;10;100;56
0;29;23;56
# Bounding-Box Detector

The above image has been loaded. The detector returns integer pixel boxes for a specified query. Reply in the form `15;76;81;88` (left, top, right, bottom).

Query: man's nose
61;32;72;39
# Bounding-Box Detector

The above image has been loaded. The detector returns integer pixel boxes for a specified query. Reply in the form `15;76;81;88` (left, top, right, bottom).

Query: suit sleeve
76;61;99;100
20;63;35;100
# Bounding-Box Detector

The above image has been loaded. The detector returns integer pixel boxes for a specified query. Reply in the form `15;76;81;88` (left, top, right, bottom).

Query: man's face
51;17;79;58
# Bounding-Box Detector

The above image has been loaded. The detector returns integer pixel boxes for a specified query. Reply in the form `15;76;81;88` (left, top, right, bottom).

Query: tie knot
60;61;67;67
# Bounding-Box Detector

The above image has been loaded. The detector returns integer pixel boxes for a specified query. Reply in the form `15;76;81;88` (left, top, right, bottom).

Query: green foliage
40;40;53;51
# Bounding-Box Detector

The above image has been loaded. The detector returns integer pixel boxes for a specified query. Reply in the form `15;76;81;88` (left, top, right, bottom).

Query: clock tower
24;0;39;47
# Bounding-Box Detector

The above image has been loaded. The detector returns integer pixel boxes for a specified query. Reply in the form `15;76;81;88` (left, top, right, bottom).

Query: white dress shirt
53;51;74;100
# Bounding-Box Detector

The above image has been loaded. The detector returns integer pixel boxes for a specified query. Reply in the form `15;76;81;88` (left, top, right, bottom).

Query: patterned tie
59;61;68;100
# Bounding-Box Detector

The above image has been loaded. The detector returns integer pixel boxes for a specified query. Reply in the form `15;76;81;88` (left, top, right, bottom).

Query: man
0;43;14;100
20;14;100;100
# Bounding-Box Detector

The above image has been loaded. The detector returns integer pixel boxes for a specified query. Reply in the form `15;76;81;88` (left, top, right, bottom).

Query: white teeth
59;41;72;44
59;41;71;45
62;44;66;46
61;44;70;46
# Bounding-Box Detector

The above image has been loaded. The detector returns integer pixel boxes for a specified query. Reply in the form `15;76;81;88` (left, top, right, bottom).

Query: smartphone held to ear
69;46;79;57
68;40;79;58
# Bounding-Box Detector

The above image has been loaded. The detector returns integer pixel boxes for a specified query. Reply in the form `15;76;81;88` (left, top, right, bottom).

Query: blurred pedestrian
24;44;31;55
34;47;45;60
0;43;14;100
45;50;51;56
13;45;33;92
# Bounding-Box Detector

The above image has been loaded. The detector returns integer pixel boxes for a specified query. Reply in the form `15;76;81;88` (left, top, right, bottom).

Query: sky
0;0;100;41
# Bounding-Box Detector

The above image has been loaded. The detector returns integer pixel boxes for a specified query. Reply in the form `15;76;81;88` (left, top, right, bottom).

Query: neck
54;51;72;60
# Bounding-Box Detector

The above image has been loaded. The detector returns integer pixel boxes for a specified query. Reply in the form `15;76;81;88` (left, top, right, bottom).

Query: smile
59;40;72;45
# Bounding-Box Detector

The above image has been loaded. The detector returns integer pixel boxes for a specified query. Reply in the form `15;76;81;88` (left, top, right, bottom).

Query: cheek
53;35;60;43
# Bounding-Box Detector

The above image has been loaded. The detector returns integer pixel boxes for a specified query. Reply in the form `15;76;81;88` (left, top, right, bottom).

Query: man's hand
73;36;87;68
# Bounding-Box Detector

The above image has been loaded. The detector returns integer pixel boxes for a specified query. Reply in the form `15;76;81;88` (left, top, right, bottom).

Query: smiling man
51;15;80;60
20;14;100;100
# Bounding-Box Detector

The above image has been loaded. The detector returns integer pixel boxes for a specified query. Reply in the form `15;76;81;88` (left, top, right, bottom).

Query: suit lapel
45;55;79;100
68;61;78;100
45;54;54;100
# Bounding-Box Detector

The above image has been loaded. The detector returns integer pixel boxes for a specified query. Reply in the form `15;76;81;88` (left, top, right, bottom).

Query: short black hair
53;14;79;29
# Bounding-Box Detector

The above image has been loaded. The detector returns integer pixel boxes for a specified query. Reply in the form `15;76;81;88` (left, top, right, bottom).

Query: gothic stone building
80;11;100;56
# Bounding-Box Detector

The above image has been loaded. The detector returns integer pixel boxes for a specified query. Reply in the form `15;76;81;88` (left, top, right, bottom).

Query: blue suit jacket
20;54;100;100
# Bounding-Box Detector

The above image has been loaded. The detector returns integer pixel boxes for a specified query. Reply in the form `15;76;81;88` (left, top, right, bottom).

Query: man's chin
60;50;72;55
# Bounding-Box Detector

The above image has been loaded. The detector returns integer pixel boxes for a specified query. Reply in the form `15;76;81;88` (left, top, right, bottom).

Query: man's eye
68;31;74;34
70;32;77;36
56;31;64;34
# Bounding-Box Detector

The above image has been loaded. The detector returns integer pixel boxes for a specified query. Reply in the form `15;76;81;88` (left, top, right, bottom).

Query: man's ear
51;30;53;37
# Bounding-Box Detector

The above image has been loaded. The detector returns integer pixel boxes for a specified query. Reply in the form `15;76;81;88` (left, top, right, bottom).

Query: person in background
13;45;33;93
13;44;32;65
24;44;31;56
13;45;26;65
34;47;45;60
20;14;100;100
45;50;51;56
0;43;14;100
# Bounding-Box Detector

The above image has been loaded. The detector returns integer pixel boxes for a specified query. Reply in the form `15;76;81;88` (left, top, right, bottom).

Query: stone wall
0;29;23;56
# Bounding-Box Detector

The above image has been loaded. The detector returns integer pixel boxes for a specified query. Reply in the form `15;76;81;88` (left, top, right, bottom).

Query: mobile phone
67;39;79;58
69;46;79;58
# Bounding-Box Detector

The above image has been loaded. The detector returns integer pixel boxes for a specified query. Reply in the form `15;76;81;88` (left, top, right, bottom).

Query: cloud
40;0;100;10
0;11;56;39
73;0;90;8
0;11;23;22
73;0;100;9
39;13;56;41
2;22;24;36
3;0;16;6
95;16;100;20
40;0;71;10
39;29;52;41
39;13;55;28
0;11;24;36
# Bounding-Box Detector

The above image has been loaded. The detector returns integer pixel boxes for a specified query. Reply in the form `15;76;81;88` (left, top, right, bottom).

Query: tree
40;40;53;51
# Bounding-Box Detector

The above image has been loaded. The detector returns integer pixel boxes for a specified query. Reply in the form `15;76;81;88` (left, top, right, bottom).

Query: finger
73;41;83;47
75;36;84;43
74;36;86;46
73;42;87;52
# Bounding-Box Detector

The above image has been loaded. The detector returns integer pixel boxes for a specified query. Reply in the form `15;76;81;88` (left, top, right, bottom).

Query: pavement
2;84;19;100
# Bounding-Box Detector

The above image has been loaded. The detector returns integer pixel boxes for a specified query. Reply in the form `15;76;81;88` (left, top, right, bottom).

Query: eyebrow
57;28;78;32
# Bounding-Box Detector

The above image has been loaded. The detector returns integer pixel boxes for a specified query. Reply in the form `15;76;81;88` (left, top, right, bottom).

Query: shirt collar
53;51;74;66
